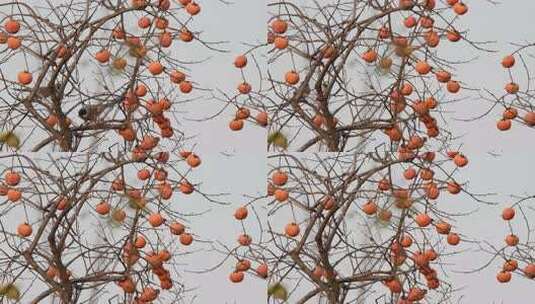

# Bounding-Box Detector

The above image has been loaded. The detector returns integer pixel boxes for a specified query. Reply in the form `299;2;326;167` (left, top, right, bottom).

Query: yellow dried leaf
0;283;20;300
268;131;288;149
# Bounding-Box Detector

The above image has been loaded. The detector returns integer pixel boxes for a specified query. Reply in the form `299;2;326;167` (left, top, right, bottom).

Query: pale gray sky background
175;152;266;304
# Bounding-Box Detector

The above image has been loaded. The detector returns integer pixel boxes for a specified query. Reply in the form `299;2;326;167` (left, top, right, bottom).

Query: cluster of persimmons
495;206;535;283
495;54;535;131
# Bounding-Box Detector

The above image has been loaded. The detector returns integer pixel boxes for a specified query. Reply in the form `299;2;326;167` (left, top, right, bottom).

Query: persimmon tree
476;44;535;284
220;0;492;152
0;0;225;152
225;150;485;304
0;150;227;303
2;0;535;302
214;2;506;302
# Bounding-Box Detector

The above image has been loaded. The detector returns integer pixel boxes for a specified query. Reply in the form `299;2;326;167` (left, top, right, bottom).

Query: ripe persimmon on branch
0;0;225;152
225;149;482;304
476;195;535;285
0;151;226;303
220;0;493;152
489;43;535;131
208;193;269;286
